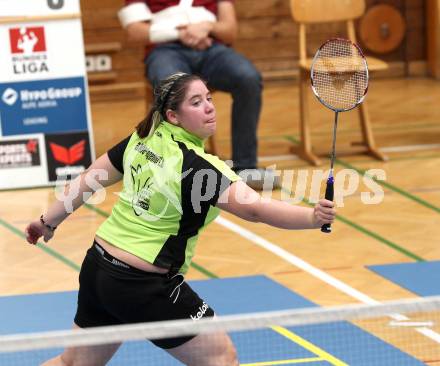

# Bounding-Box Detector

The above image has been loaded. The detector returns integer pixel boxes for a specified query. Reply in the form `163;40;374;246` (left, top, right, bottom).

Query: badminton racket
310;38;369;233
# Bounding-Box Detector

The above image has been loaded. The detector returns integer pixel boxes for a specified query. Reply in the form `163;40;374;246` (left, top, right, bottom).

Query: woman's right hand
25;220;54;245
312;199;336;228
178;24;213;50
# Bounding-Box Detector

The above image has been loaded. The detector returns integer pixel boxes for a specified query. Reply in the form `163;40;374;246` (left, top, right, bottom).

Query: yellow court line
241;356;323;365
271;326;349;366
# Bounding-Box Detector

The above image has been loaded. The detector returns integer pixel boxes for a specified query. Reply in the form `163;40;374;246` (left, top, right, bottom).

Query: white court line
258;154;299;162
215;215;440;344
389;321;434;327
258;144;440;163
380;144;440;153
195;255;252;264
416;328;440;343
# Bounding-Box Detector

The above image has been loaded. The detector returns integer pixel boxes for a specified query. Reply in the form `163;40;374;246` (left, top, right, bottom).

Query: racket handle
321;176;334;234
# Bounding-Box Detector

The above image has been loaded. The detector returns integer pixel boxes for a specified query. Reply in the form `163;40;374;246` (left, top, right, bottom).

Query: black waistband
92;241;169;277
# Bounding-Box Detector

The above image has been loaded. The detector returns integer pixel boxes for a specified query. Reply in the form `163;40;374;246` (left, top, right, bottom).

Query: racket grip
321;177;334;234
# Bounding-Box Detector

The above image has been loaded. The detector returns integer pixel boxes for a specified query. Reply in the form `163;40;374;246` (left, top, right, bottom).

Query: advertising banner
0;0;94;189
0;0;80;17
0;133;48;189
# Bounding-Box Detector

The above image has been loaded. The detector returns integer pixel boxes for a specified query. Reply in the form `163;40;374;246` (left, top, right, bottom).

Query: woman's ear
165;109;179;125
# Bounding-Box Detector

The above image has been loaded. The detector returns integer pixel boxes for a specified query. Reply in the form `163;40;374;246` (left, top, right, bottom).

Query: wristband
40;215;57;232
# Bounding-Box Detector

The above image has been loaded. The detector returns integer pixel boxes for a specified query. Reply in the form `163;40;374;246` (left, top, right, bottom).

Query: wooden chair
290;0;388;165
145;82;218;155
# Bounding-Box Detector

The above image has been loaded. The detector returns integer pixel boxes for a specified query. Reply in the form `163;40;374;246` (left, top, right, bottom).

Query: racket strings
311;40;368;111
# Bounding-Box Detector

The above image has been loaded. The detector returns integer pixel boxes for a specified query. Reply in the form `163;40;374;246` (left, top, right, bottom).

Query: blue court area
369;261;440;297
0;275;425;365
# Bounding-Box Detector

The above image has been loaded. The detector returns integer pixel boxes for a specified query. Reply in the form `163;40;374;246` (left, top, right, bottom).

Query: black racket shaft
321;176;334;233
321;111;339;233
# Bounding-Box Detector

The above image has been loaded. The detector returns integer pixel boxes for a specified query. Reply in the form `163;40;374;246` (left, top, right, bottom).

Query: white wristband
118;3;152;28
149;24;180;43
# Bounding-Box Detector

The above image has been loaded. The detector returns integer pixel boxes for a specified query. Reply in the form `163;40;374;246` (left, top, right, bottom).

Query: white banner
0;20;86;82
0;0;94;189
0;0;79;17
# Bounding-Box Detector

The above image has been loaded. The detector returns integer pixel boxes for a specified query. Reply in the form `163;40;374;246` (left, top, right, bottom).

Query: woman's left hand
25;220;54;245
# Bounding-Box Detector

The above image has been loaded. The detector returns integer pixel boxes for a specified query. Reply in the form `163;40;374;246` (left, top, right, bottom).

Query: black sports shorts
74;241;215;349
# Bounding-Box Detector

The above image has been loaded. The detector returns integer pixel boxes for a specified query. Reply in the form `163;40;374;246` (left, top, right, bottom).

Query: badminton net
0;295;439;365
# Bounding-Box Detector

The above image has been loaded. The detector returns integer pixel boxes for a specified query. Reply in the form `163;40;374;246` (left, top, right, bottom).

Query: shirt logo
130;166;154;216
134;142;164;167
190;302;209;321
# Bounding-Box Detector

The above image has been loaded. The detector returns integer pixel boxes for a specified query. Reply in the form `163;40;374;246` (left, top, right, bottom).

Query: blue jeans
145;42;263;170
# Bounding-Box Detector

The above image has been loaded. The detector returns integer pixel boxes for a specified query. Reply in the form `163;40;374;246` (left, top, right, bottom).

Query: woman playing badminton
25;72;335;366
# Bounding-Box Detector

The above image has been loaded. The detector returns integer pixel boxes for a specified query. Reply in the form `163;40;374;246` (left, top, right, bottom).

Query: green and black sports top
96;122;240;274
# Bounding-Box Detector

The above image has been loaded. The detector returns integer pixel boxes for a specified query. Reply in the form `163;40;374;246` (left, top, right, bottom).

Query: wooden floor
1;77;440;363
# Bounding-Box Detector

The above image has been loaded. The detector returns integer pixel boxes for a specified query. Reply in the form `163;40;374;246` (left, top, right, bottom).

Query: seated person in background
118;0;280;190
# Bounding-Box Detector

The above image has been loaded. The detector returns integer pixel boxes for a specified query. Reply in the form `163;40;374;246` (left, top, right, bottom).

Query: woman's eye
193;100;201;106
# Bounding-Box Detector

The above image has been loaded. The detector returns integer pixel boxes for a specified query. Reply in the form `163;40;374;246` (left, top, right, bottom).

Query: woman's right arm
216;181;335;230
25;153;123;244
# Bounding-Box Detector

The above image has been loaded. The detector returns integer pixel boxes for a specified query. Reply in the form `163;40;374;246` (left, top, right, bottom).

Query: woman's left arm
205;0;238;45
25;153;123;244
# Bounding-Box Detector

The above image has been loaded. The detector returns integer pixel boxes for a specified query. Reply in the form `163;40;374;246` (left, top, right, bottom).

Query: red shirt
125;0;233;16
124;0;234;55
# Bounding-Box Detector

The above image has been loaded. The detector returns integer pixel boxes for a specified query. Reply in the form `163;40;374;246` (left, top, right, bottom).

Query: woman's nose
205;101;214;113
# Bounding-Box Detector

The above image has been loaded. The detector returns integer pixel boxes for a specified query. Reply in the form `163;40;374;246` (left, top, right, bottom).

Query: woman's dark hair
136;72;204;138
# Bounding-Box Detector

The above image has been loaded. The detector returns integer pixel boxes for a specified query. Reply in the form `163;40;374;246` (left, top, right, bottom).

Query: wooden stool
290;0;388;166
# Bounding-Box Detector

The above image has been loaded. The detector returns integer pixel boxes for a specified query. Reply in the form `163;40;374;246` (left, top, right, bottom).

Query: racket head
310;38;369;112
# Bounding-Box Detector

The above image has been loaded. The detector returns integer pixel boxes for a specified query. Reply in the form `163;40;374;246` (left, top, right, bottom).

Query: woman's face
167;79;216;139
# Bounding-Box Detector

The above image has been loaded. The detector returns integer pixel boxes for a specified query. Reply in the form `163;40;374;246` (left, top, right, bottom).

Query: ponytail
136;109;161;138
